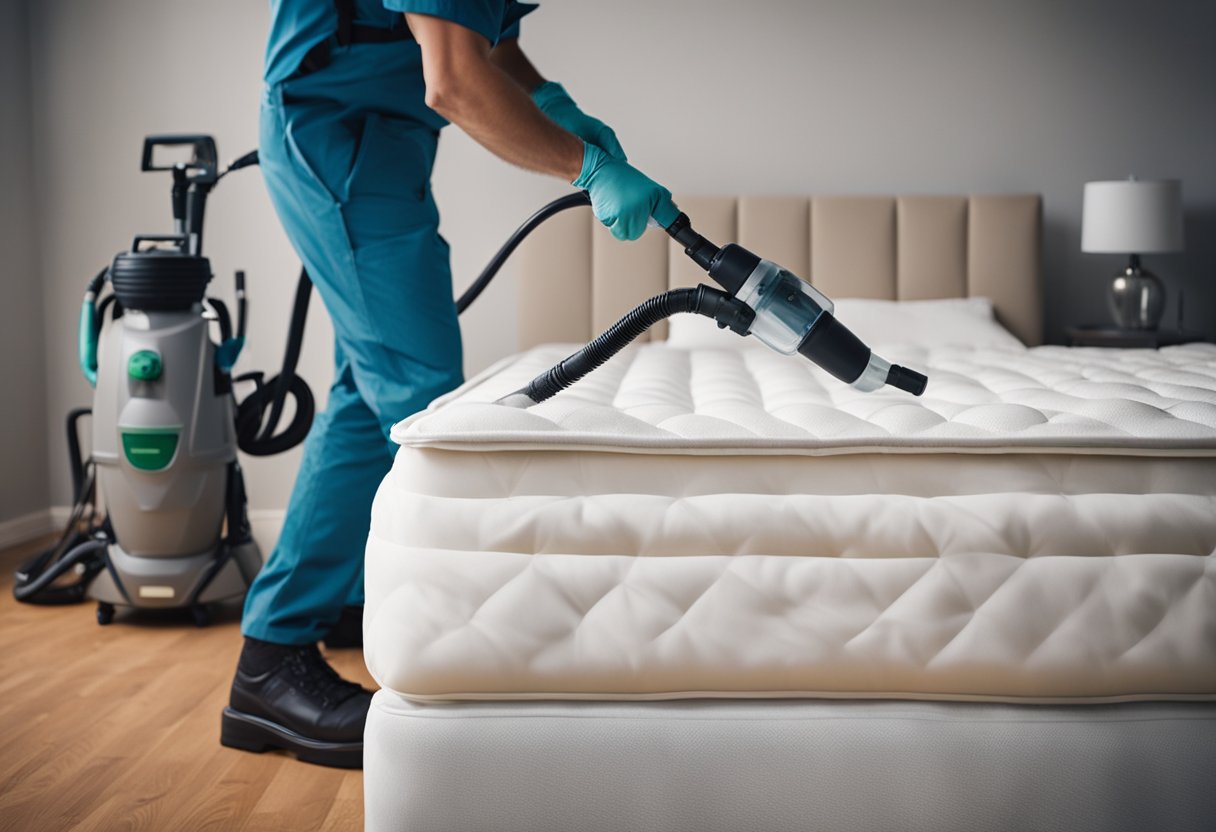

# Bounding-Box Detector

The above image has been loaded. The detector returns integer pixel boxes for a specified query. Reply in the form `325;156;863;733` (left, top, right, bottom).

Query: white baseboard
0;509;58;550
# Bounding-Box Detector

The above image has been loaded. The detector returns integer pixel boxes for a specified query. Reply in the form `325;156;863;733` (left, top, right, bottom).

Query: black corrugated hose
514;284;754;405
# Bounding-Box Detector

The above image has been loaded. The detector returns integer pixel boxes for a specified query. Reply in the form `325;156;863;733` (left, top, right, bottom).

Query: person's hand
574;142;679;241
532;81;627;161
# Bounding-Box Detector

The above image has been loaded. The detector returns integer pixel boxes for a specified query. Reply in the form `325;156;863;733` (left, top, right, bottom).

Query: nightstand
1066;326;1208;348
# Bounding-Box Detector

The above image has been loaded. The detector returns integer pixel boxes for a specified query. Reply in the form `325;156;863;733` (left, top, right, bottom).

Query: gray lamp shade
1081;179;1184;254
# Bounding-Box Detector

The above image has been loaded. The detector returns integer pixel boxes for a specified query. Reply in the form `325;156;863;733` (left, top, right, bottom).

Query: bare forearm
489;38;545;93
432;53;582;180
407;14;582;181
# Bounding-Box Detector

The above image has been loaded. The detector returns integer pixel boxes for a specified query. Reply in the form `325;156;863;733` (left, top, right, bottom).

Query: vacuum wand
663;212;927;396
498;196;927;407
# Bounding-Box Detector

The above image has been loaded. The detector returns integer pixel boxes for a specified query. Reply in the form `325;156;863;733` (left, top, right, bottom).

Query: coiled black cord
234;268;316;456
517;285;754;405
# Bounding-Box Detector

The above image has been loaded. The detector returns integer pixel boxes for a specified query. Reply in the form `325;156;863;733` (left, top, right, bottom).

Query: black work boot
221;638;372;768
321;605;364;649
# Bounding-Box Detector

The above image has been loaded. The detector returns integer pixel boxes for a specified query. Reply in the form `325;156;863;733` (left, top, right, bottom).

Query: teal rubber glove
574;142;679;242
532;81;627;161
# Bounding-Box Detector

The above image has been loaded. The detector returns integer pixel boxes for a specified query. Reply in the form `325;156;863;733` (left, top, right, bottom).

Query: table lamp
1081;178;1184;330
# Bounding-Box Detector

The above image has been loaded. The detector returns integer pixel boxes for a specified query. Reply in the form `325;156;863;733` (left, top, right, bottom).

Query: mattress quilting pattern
366;343;1216;703
392;343;1216;454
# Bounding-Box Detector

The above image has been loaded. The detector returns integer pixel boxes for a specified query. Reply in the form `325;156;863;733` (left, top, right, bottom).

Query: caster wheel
96;603;115;626
191;605;210;628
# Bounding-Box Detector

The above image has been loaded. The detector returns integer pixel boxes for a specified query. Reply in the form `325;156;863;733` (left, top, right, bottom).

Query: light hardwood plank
0;538;370;832
240;759;346;832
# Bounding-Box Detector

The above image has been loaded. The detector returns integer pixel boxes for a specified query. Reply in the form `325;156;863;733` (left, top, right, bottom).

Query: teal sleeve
382;0;536;45
500;1;538;40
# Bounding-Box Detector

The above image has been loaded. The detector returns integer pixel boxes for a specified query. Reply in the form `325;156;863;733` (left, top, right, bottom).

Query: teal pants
242;47;462;644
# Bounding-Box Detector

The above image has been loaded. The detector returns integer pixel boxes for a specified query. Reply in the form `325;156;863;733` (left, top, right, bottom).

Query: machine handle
77;266;109;387
141;134;218;184
78;299;98;387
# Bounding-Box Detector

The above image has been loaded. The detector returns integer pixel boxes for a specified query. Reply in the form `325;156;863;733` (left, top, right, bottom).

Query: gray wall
0;0;50;524
18;0;1216;512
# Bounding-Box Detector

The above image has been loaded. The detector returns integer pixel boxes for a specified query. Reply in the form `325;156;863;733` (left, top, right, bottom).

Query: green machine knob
128;349;162;381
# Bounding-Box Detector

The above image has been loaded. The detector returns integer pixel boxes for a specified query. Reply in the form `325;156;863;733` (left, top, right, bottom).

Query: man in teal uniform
221;0;678;768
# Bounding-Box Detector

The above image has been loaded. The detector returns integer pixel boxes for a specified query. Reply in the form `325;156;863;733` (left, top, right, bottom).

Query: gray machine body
90;307;259;608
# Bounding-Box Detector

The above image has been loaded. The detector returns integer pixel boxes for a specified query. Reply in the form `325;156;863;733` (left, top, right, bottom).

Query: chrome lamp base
1109;254;1165;331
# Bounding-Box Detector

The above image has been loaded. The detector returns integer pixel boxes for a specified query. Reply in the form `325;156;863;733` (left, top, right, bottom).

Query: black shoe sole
220;707;363;769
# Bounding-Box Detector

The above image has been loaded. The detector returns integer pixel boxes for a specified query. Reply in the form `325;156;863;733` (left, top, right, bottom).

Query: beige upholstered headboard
517;194;1042;347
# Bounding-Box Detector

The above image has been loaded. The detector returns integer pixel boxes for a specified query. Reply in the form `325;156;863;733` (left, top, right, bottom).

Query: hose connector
664;213;720;272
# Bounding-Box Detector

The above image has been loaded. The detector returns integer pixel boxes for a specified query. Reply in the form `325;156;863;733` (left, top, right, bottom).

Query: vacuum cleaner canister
15;135;291;625
88;244;260;616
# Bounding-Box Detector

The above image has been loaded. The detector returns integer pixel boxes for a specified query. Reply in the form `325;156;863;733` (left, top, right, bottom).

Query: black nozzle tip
886;365;928;396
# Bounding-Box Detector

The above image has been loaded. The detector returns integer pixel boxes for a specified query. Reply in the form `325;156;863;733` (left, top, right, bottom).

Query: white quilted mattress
365;343;1216;704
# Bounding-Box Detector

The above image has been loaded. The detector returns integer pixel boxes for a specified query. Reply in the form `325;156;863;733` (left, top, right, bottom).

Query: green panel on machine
121;427;180;471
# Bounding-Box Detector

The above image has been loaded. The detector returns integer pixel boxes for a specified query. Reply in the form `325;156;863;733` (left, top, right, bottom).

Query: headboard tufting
517;194;1042;347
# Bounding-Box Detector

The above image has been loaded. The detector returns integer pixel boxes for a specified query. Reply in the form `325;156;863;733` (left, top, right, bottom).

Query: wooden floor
0;535;373;832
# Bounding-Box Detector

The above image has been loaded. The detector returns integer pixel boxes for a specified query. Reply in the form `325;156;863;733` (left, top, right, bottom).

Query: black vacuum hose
456;191;592;314
12;536;107;604
509;285;754;406
65;407;92;505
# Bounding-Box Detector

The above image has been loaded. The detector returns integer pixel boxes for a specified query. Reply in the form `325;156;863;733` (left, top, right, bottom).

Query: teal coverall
243;0;535;644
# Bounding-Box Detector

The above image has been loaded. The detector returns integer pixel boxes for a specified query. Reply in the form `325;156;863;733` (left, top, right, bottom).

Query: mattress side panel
365;448;1216;703
365;544;1216;702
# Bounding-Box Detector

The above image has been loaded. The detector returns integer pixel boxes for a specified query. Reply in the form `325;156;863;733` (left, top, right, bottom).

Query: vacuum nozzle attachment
496;196;928;410
885;364;928;396
662;213;929;397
